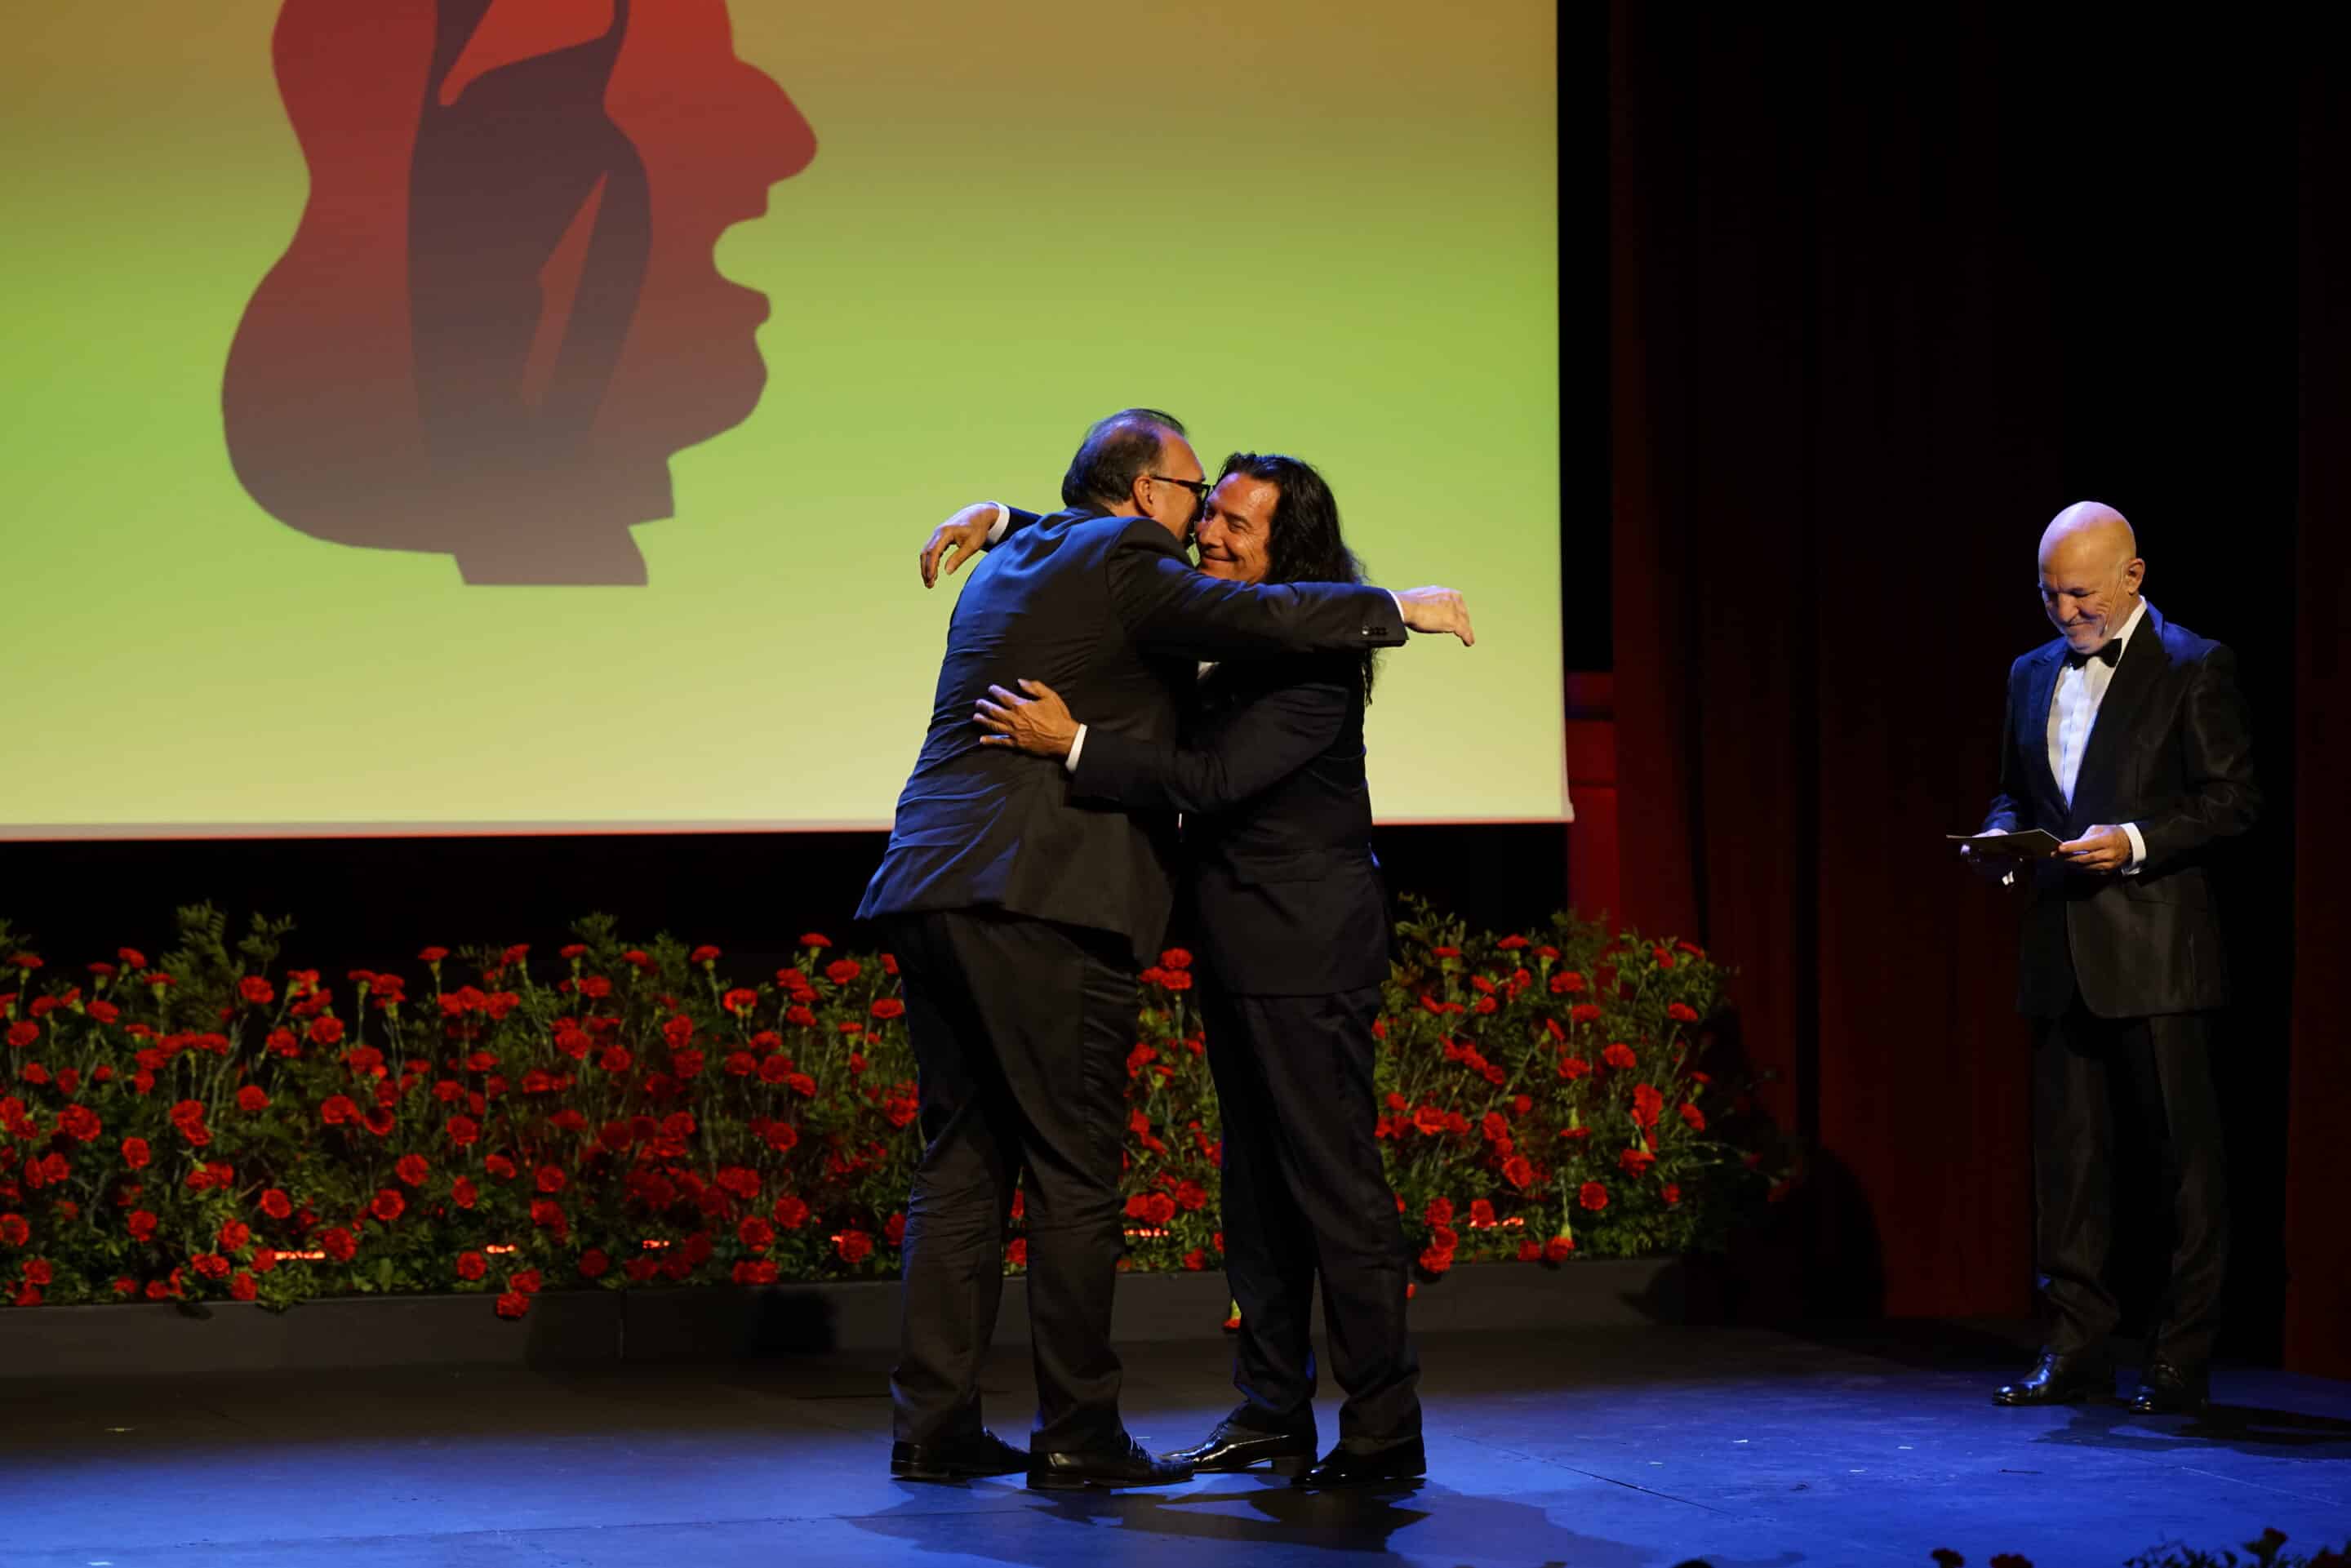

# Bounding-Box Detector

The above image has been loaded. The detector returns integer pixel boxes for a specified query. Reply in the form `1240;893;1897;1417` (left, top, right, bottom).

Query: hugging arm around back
1069;670;1352;817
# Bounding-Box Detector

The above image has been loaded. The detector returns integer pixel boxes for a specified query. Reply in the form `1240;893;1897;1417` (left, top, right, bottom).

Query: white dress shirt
2044;597;2150;871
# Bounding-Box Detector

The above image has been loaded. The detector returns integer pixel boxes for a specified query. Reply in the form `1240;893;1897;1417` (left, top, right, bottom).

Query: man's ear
2124;557;2148;593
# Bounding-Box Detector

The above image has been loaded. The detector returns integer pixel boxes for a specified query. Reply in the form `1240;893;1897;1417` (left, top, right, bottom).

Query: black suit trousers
887;909;1136;1452
2032;1002;2229;1369
1202;979;1422;1445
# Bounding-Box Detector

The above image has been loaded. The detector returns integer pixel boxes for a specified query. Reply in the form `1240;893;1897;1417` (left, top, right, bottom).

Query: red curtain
1611;5;2343;1360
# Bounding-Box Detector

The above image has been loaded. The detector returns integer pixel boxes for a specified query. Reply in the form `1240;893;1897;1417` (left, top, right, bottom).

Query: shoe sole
1291;1471;1426;1490
893;1464;1027;1482
1188;1454;1314;1477
1025;1472;1193;1490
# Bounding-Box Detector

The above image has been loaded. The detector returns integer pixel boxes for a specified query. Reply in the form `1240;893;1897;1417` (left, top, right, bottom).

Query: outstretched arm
1106;521;1469;659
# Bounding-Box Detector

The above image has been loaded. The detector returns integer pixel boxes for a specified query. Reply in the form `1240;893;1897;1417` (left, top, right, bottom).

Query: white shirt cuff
2122;821;2149;873
1388;589;1402;622
1063;723;1087;775
984;503;1010;546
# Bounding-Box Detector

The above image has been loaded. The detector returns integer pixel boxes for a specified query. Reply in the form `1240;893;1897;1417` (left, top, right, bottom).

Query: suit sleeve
993;505;1044;542
1071;674;1350;815
1980;659;2029;834
1105;522;1406;659
2135;643;2262;868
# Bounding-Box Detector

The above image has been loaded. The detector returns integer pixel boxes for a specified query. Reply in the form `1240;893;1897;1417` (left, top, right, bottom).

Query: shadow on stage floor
4;1325;2346;1567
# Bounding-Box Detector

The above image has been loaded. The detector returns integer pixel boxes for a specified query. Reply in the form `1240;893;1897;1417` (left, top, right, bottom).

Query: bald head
2037;500;2146;654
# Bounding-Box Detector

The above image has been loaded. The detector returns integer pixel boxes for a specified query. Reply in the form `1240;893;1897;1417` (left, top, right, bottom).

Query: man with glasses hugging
915;438;1454;1489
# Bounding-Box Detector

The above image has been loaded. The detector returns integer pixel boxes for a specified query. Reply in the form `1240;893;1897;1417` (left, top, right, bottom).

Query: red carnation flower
260;1188;292;1219
484;1154;518;1181
535;1165;566;1194
1667;1002;1700;1023
0;1214;28;1248
1006;1238;1028;1268
836;1230;874;1265
1662;1184;1682;1206
690;945;722;965
394;1153;429;1187
319;1228;358;1262
577;1248;610;1279
1632;1083;1664;1128
1174;1180;1208;1212
1417;1245;1454;1274
238;976;274;1006
495;1290;530;1319
1620;1147;1657;1177
1469;1198;1496;1228
739;1218;776;1251
870;997;906;1020
530;1198;567;1233
320;1095;359;1126
127;1210;159;1242
1578;1181;1610;1212
1160;948;1193;970
1545;1235;1575;1262
233;1086;269;1113
1679;1102;1707;1132
1558;1056;1591;1081
447;1115;481;1148
722;988;759;1015
1571;1003;1603;1024
1503;1156;1535;1190
219;1219;251;1251
884;1212;907;1246
308;1016;345;1047
451;1177;478;1210
57;1104;101;1143
1603;1042;1638;1070
4;1021;36;1050
370;1189;406;1223
772;1196;811;1229
1549;971;1586;994
451;1250;487;1281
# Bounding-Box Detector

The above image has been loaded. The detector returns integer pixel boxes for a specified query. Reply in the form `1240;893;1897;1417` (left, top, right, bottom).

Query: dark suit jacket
1980;603;2260;1019
1070;651;1391;997
857;508;1405;963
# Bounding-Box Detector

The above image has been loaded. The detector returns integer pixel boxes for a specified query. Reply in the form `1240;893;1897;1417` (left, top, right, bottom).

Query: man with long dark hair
923;453;1429;1488
869;416;1472;1492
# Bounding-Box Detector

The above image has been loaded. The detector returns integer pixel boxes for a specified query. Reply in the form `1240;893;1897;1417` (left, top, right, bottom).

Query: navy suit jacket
1980;603;2260;1019
857;508;1405;963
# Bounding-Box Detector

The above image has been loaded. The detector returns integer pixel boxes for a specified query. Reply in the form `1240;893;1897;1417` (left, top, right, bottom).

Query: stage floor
6;1325;2347;1567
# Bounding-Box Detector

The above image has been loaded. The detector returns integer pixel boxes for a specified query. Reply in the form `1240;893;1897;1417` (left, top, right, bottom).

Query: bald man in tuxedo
1971;502;2260;1416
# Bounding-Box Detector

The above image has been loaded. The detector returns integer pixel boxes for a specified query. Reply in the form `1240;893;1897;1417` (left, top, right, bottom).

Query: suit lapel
2068;603;2167;824
2025;643;2066;815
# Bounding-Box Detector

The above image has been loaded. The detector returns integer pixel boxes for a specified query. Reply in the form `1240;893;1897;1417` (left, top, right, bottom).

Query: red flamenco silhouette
224;0;816;584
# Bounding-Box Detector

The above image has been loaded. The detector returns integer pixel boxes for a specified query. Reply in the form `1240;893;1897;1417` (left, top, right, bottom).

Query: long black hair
1218;451;1377;700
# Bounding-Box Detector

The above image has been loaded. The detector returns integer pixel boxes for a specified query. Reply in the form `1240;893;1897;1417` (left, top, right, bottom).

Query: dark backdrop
1611;4;2346;1372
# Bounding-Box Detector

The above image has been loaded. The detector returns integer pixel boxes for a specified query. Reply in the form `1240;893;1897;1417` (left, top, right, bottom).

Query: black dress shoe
2127;1358;2211;1416
1027;1437;1194;1490
1993;1348;2113;1406
891;1428;1029;1481
1295;1434;1426;1489
1168;1415;1318;1477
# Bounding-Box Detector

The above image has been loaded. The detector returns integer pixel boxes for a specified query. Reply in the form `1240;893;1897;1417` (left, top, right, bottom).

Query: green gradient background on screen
0;2;1561;833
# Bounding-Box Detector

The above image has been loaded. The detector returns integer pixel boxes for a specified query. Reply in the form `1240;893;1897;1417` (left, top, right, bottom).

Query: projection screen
1;0;1562;836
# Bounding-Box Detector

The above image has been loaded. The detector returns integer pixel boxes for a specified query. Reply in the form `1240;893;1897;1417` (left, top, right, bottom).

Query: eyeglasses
1149;475;1211;503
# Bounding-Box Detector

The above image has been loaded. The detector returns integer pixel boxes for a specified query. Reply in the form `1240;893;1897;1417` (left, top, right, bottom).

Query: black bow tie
2064;639;2123;670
